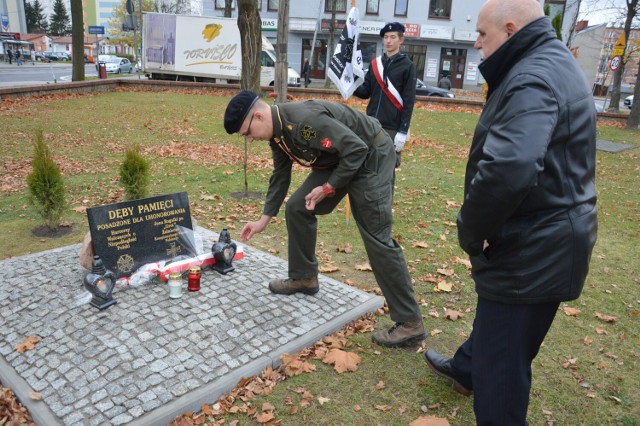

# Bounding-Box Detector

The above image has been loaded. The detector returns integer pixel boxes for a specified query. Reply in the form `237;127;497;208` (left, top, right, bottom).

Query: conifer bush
26;130;67;231
120;144;150;200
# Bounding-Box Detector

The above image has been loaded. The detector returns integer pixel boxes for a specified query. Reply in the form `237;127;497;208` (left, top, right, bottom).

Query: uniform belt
372;130;387;147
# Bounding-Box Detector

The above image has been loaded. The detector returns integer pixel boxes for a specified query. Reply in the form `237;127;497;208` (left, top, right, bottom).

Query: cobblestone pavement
0;227;383;425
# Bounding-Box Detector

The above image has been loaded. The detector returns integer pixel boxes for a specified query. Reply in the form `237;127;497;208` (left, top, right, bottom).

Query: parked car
624;95;633;109
103;57;133;74
34;52;49;62
44;51;70;61
416;79;455;98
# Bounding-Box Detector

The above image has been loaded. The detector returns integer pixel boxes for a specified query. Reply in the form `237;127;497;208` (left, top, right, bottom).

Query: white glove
394;132;408;152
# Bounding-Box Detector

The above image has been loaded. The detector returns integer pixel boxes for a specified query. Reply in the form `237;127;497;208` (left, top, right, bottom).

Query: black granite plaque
87;192;193;277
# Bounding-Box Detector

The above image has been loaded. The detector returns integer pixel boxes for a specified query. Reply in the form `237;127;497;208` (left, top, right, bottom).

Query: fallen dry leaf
436;268;454;277
355;262;373;271
595;312;616;323
255;411;275;423
430;329;443;336
317;396;330;405
563;306;581;316
337;244;353;253
562;357;578;369
412;241;429;248
28;391;42;400
353;404;362;412
280;353;316;377
444;309;464;321
322;348;361;373
375;380;385;390
375;404;392;412
410;415;450;425
583;336;593;345
319;263;339;273
434;281;453;292
15;336;41;353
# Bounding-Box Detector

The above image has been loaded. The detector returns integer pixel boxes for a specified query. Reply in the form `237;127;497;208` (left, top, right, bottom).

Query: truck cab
260;38;301;87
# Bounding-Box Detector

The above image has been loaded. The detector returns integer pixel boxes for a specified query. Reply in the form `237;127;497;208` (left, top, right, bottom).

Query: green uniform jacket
263;100;384;217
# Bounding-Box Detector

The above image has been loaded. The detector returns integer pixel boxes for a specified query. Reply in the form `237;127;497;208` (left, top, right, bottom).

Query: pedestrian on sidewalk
224;91;426;348
31;50;36;65
437;73;451;90
15;49;22;66
7;49;13;64
302;58;311;88
423;0;598;424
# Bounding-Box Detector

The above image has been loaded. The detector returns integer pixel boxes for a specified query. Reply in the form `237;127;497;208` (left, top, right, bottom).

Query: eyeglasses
241;112;255;139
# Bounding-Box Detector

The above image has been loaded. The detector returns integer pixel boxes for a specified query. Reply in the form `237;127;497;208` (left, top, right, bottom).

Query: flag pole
345;0;356;225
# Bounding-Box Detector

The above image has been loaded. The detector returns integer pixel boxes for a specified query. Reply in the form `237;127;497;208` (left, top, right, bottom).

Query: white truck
142;13;300;87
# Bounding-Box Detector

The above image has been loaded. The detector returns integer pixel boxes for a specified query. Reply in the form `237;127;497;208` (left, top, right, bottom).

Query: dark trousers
284;135;422;323
450;297;559;425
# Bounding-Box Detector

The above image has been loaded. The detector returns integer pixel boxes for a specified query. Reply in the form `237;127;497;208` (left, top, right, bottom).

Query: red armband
322;183;336;197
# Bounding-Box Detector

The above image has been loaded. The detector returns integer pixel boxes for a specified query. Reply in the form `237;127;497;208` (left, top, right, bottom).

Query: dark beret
224;90;261;134
380;22;405;37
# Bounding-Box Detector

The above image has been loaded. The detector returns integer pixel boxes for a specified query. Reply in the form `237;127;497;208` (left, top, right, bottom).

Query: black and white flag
327;7;364;99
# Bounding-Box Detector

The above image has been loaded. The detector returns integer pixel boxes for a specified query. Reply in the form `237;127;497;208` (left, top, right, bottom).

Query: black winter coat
457;17;598;304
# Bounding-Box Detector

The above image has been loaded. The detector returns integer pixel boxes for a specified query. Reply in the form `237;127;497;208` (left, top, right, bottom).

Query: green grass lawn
1;90;638;425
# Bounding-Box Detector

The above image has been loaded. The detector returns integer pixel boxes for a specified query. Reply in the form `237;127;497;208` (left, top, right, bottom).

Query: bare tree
238;0;261;92
237;0;262;196
275;0;289;102
627;66;640;127
70;0;84;81
607;0;639;113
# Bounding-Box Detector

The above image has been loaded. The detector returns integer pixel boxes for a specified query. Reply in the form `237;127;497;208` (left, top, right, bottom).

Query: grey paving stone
0;227;382;425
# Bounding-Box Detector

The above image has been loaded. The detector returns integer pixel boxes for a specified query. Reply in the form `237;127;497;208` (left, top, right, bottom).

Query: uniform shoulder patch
300;125;316;141
321;138;333;149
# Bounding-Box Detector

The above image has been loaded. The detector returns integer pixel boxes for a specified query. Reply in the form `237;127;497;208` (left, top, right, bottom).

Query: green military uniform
262;99;421;323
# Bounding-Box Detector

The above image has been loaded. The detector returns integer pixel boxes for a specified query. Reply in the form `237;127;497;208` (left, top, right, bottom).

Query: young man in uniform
224;91;426;348
353;22;416;166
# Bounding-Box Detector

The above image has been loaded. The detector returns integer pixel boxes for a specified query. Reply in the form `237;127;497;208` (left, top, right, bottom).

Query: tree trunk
324;0;337;89
238;0;261;92
275;0;289;103
608;0;638;113
626;60;640;128
70;0;84;81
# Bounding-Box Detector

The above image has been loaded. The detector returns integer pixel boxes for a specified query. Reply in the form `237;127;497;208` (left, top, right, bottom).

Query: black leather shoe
424;349;473;396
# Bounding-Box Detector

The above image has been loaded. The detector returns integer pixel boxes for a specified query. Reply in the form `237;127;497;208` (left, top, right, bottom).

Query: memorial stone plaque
87;192;193;276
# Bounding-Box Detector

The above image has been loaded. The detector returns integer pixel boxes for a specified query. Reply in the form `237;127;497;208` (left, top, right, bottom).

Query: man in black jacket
353;22;416;166
423;0;598;424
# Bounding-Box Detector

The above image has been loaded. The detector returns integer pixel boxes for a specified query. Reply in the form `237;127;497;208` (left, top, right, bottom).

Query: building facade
203;0;492;90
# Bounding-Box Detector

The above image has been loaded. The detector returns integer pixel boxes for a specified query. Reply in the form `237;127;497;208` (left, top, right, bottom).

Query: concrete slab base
0;226;383;425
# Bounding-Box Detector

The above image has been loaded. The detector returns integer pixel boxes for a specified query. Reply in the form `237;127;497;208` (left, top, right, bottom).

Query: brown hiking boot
372;319;427;347
268;277;319;295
